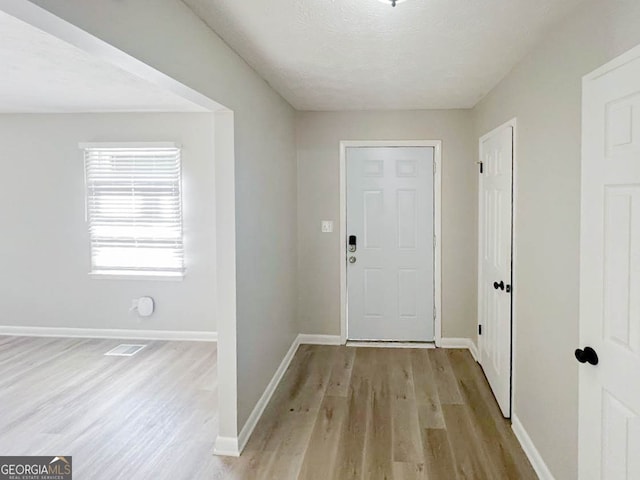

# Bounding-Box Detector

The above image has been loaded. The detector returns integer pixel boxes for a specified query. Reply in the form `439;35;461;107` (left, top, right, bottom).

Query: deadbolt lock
348;235;357;253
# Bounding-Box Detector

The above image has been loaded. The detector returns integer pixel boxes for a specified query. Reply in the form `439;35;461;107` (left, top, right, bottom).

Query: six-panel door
580;49;640;479
478;126;513;418
346;147;435;341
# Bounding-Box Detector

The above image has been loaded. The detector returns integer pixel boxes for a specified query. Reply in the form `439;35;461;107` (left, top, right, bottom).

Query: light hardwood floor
0;338;535;479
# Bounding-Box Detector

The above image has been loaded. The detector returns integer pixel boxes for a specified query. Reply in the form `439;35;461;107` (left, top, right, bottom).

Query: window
81;142;184;278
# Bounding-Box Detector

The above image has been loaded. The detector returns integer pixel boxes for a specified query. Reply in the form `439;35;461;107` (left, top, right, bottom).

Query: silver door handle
348;256;356;264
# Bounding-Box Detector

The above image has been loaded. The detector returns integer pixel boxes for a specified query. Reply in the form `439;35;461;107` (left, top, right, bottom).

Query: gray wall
25;0;299;433
296;110;477;340
473;0;640;477
0;113;216;333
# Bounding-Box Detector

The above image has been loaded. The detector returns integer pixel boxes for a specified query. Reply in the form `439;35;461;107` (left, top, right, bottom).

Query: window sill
89;271;185;282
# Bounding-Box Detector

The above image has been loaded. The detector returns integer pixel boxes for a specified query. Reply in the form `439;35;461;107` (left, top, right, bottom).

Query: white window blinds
82;143;184;277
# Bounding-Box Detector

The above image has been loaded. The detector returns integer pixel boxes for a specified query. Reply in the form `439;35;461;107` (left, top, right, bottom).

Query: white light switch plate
321;220;333;233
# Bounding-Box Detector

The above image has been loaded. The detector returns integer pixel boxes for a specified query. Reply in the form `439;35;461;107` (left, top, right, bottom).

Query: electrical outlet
321;220;333;233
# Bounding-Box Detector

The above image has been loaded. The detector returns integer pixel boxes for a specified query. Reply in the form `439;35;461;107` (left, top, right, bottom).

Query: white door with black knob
580;45;640;479
478;123;514;418
346;146;435;342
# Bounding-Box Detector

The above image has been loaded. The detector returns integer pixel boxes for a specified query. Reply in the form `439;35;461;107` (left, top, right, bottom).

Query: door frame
339;140;442;345
477;118;518;416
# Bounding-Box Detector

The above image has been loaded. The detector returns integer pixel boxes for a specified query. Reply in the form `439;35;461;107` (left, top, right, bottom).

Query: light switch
321;220;334;233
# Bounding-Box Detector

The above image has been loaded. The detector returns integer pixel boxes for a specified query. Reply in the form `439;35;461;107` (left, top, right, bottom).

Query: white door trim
583;41;640;82
339;140;442;346
477;118;518;416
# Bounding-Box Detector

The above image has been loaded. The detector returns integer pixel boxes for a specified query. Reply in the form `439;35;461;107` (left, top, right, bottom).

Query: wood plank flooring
0;337;536;479
0;337;219;479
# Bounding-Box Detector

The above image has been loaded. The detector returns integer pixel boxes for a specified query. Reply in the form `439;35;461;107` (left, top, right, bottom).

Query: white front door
346;146;434;341
478;124;513;418
580;46;640;479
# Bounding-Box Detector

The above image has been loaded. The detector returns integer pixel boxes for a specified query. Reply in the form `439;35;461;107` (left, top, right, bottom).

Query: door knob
493;281;505;291
348;256;357;264
574;346;599;365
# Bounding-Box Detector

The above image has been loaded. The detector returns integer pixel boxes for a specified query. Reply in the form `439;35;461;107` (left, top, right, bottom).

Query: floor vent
105;344;147;357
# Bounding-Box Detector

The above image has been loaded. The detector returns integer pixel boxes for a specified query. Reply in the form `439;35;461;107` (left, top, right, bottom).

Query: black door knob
493;281;505;291
575;347;599;365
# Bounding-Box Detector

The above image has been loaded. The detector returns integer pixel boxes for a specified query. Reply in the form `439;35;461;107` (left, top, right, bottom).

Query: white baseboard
231;334;302;455
0;325;217;342
439;337;479;361
469;341;479;361
215;333;342;457
512;415;555;480
298;334;342;345
213;436;240;457
217;333;483;458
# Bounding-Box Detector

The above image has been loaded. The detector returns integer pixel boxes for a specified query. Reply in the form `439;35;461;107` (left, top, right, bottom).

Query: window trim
81;141;186;280
89;271;184;282
79;141;182;149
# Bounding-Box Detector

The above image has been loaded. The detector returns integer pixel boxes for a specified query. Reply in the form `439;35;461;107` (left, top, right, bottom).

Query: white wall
17;0;298;439
0;113;215;333
296;110;476;340
473;0;640;477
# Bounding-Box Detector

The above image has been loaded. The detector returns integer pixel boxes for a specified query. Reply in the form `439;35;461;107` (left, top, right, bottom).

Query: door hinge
433;162;437;174
478;161;484;174
478;324;482;335
433;234;436;247
433;306;437;320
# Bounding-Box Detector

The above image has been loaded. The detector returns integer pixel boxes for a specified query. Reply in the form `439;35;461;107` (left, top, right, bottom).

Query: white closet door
478;125;513;418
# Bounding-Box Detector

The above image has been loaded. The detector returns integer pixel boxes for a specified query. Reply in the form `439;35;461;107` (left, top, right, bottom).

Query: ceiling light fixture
378;0;407;6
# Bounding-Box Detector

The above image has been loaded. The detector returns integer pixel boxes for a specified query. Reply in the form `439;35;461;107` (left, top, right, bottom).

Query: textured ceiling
0;11;206;113
183;0;586;110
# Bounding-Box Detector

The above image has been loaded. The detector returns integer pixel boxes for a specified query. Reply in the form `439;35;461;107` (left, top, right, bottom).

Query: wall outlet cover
321;220;334;233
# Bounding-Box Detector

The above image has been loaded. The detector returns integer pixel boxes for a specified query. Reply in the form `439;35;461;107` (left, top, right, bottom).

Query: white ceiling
0;11;207;113
184;0;586;110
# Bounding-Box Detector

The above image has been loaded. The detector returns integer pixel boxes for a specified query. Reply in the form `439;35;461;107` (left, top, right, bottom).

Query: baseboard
232;334;301;455
439;337;479;361
215;333;341;456
213;436;240;457
298;334;342;345
218;331;455;457
512;415;555;480
0;325;217;342
469;341;479;361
